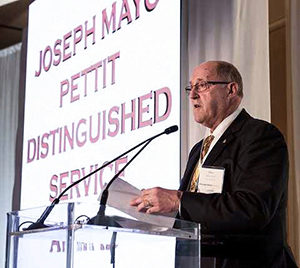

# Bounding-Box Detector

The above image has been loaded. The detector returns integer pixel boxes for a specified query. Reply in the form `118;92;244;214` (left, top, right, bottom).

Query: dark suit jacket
178;109;297;267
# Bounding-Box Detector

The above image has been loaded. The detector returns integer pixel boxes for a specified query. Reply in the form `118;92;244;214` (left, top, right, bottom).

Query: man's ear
228;82;238;96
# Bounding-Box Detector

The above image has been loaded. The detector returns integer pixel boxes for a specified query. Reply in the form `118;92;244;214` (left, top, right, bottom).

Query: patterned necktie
189;135;215;192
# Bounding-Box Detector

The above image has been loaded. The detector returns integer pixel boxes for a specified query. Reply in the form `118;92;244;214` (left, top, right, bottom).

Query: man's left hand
130;187;183;214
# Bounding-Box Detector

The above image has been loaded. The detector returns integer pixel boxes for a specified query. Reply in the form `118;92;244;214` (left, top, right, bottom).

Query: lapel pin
223;139;227;144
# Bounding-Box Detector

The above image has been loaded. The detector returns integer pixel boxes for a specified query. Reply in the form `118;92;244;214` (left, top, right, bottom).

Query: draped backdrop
0;43;21;267
0;0;299;266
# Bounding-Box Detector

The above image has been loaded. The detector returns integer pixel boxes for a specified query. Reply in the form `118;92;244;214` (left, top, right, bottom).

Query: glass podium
6;202;200;268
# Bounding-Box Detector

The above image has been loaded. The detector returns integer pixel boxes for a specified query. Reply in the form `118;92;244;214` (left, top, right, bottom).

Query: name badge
197;166;225;194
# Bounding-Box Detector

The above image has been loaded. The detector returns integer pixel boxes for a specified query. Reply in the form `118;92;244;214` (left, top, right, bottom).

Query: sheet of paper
99;178;176;228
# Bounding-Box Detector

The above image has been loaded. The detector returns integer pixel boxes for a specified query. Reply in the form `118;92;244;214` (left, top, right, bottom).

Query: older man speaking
131;61;297;267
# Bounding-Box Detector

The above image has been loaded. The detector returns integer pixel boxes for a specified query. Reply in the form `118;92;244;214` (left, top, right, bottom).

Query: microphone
22;125;178;230
165;125;178;134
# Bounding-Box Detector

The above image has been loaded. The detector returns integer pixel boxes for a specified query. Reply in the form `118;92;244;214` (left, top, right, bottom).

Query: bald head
202;61;243;97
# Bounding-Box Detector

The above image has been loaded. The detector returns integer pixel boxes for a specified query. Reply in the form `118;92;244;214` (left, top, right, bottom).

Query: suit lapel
203;133;235;166
180;141;202;191
180;109;251;190
203;109;250;166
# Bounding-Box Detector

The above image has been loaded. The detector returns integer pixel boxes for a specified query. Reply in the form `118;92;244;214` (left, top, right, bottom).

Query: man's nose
189;88;199;99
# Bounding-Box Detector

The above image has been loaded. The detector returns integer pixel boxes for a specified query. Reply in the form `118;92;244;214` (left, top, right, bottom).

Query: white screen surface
21;0;181;209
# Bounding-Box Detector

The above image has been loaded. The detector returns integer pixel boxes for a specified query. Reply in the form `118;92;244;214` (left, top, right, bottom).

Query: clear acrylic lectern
6;202;200;268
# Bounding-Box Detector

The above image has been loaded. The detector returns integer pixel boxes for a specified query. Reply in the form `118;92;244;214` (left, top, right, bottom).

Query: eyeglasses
185;80;231;93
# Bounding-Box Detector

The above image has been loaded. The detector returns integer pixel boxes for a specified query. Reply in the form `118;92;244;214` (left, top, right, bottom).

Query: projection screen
21;0;181;210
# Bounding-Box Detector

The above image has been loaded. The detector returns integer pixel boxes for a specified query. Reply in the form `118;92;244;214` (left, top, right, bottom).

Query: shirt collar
199;107;242;165
204;107;242;139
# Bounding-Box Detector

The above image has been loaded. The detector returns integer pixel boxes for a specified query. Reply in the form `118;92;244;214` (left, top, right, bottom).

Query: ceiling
0;0;30;50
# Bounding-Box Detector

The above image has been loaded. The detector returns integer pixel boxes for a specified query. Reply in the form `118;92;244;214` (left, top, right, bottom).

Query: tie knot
204;135;214;144
201;135;215;162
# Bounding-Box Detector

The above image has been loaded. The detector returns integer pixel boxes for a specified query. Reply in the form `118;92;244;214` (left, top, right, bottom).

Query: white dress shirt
200;107;242;165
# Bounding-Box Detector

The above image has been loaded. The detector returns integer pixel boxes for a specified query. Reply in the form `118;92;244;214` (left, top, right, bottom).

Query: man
130;61;297;267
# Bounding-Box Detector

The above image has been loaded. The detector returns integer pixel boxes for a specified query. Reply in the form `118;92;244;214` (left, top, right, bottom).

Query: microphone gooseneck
87;138;154;225
22;125;178;230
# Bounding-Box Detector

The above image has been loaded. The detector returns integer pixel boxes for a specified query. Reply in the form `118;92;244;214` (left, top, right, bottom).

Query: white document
100;178;176;228
197;166;225;194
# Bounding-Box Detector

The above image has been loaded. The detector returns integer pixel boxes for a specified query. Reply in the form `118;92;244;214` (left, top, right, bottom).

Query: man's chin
193;116;205;125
